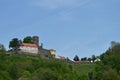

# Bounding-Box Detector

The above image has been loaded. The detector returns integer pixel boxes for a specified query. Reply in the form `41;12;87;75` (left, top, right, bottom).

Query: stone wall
38;47;51;59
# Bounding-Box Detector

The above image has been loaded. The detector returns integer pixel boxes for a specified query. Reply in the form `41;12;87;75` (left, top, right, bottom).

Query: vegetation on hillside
93;41;120;80
1;40;120;80
0;49;94;80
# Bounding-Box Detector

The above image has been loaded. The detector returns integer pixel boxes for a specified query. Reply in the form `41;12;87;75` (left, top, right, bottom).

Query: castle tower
33;36;39;46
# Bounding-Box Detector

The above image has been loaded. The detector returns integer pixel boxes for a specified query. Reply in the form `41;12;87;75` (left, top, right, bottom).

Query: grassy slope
73;64;95;76
0;52;95;80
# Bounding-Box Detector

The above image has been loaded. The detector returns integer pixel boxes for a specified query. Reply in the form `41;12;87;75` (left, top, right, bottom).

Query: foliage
23;36;33;44
9;38;21;50
94;41;120;80
73;55;79;61
81;57;87;61
91;55;96;62
88;58;92;62
0;43;5;50
0;50;95;80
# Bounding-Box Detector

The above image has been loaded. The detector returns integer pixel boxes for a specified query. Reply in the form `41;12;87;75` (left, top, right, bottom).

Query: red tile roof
74;61;90;63
21;43;38;48
57;56;66;59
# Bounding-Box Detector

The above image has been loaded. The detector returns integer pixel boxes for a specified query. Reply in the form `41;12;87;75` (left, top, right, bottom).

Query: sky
0;0;120;59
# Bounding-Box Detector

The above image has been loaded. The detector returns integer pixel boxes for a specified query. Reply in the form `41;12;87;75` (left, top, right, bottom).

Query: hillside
0;50;95;80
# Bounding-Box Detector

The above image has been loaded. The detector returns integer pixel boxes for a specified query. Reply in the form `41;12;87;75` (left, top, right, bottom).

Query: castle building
20;43;38;54
33;36;39;46
19;36;54;59
49;49;56;55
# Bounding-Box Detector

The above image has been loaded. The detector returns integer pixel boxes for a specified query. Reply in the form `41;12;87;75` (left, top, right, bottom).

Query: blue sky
0;0;120;59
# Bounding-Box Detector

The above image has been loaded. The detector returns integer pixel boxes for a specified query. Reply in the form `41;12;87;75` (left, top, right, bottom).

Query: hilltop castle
20;36;39;54
14;36;55;59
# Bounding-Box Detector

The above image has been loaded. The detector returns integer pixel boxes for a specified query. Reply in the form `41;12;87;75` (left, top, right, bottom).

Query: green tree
88;58;92;62
81;57;87;61
0;44;5;50
101;41;120;71
9;38;21;53
73;55;79;61
23;36;33;44
95;41;120;80
103;66;120;80
92;55;96;62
